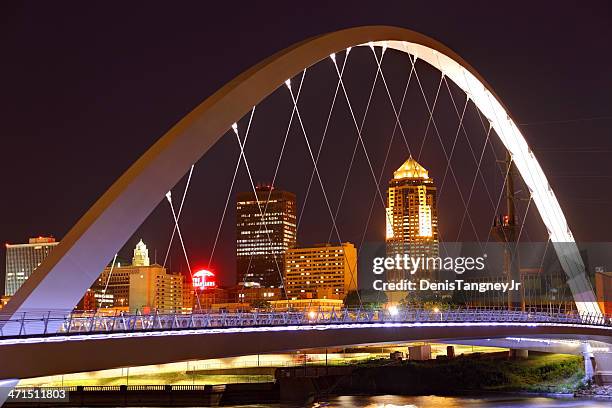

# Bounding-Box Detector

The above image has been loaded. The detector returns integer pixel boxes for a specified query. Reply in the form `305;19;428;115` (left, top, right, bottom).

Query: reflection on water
310;395;609;408
225;395;610;408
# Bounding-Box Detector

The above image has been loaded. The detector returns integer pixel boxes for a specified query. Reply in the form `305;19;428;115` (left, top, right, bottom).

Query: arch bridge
0;25;606;402
0;307;610;380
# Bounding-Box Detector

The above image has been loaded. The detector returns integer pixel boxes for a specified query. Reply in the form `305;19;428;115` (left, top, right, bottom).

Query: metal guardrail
1;307;611;338
11;384;222;392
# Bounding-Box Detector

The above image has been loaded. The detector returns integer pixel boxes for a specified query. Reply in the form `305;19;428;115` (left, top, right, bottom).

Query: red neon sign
192;269;216;290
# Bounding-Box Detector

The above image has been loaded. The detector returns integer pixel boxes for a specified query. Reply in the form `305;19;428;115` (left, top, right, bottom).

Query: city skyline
2;3;611;293
1;7;612;404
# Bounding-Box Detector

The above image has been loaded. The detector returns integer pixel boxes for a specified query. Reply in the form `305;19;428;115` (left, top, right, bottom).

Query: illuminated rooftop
393;156;429;179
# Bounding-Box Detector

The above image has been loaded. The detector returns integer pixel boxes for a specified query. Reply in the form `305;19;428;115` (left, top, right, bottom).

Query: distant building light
192;269;217;290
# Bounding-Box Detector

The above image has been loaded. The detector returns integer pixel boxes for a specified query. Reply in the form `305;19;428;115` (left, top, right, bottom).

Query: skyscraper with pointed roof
386;156;439;301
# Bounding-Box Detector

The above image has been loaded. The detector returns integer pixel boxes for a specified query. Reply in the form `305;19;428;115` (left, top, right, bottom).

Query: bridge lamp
433;307;440;313
308;310;316;320
388;305;399;316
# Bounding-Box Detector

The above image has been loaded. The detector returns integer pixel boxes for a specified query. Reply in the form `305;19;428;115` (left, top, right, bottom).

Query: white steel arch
1;26;600;337
378;40;599;315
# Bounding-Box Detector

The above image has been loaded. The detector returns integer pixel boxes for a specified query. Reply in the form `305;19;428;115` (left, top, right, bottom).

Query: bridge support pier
582;342;595;382
508;349;528;359
593;351;612;384
0;378;19;407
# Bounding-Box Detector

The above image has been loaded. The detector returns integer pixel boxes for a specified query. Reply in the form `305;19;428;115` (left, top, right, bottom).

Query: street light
433;307;442;322
389;305;399;317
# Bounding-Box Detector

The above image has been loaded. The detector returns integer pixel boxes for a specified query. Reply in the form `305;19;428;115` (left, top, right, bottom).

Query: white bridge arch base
0;26;601;339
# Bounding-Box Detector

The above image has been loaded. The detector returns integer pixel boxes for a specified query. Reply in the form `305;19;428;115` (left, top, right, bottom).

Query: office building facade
4;236;59;296
129;265;184;314
88;240;180;311
284;243;358;300
236;185;297;287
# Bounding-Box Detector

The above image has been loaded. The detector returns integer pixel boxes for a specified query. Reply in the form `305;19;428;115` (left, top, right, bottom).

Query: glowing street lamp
388;305;399;317
433;307;442;322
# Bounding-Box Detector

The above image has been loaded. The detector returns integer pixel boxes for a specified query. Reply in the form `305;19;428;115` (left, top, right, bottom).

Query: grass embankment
22;351;583;393
351;352;584;394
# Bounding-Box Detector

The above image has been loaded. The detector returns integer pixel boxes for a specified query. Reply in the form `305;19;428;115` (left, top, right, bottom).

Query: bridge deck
1;307;611;339
0;308;611;380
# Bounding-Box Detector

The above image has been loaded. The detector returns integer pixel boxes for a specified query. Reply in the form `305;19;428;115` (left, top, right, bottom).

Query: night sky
1;1;611;291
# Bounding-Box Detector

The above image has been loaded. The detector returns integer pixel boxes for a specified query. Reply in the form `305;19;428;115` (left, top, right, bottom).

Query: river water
316;395;609;407
222;394;610;407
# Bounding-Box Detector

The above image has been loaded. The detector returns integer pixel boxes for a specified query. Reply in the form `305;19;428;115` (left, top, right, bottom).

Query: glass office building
5;236;59;296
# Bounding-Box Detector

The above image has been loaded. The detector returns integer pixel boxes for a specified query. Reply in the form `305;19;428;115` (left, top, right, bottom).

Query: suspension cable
514;194;532;247
485;155;513;245
326;49;383;242
232;110;288;295
357;58;416;305
330;48;392;221
442;75;496;209
536;238;552;307
166;190;201;310
437;93;469;195
240;71;305;300
163;164;195;268
101;253;118;308
457;122;493;241
408;56;482;246
457;69;514;248
208;107;257;268
461;70;507;181
298;50;349;231
416;67;444;161
369;44;413;157
359;59;415;250
481;90;555;252
166;193;191;275
286;79;363;307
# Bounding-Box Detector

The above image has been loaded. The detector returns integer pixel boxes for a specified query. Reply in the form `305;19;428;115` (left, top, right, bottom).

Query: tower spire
132;239;150;267
393;156;429;180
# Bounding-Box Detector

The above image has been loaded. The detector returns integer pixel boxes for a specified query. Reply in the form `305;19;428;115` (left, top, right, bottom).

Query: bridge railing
0;307;610;338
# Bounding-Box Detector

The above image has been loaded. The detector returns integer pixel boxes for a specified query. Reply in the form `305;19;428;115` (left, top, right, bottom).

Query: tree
251;299;271;310
344;289;388;309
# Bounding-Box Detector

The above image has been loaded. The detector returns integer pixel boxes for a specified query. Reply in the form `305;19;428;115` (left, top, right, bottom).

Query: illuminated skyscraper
4;237;59;296
236;185;297;287
386;157;438;300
